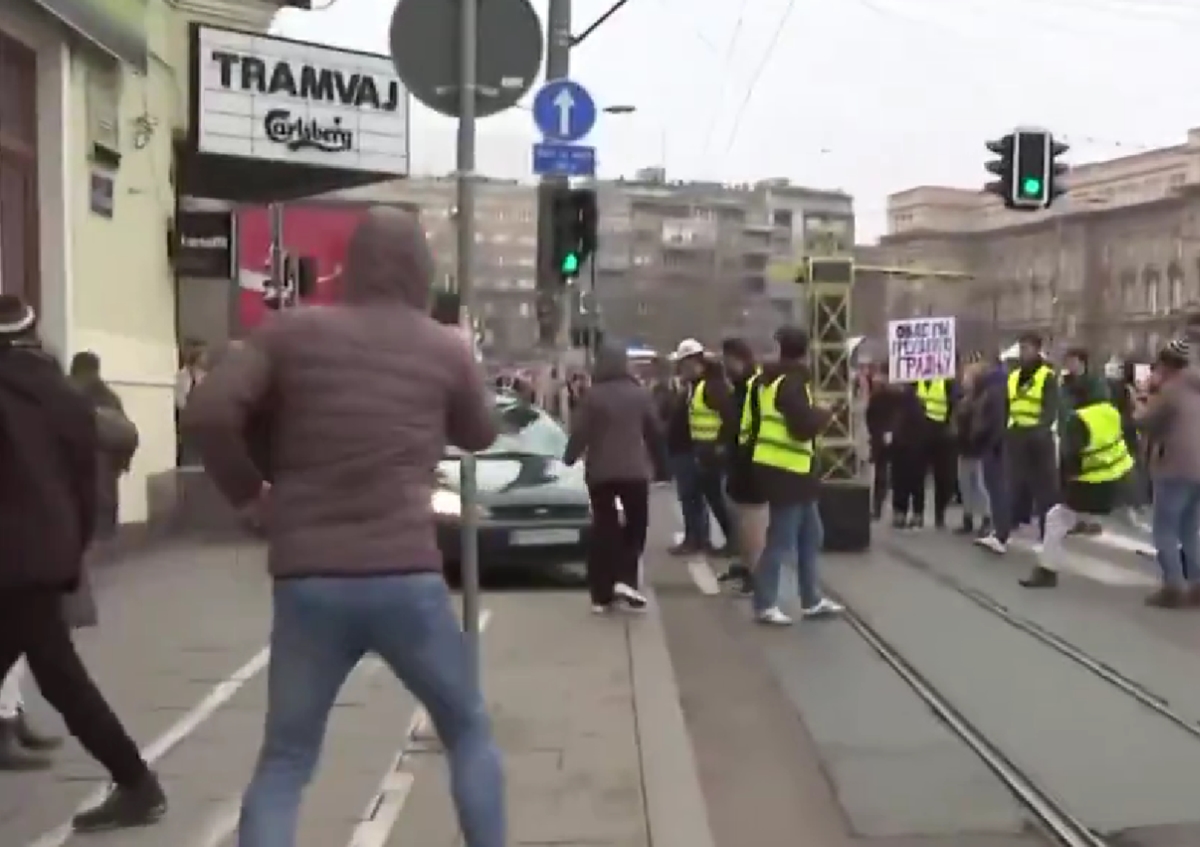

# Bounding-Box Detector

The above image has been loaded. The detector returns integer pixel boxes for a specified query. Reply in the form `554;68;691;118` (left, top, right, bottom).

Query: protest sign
887;316;956;382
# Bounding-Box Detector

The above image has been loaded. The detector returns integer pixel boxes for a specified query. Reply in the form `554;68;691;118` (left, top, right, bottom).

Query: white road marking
189;610;492;847
346;608;492;847
1008;538;1156;588
28;648;271;847
686;558;721;596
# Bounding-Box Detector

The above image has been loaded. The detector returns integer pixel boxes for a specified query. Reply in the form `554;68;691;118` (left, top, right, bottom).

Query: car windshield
446;395;568;459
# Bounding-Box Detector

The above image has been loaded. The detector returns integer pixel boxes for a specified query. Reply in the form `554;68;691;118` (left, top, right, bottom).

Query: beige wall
68;7;179;524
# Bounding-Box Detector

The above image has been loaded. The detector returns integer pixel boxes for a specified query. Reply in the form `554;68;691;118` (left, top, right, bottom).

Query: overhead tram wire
720;0;800;158
699;0;753;156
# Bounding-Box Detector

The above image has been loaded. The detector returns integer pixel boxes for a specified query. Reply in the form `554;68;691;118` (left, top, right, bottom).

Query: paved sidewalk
387;591;714;847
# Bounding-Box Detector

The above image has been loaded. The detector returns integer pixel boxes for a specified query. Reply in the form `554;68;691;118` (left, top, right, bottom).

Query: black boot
954;516;975;535
72;771;167;832
0;717;53;771
15;709;62;750
1019;566;1058;589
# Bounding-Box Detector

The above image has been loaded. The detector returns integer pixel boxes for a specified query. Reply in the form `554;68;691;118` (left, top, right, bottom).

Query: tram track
824;585;1110;846
880;539;1200;743
816;541;1200;847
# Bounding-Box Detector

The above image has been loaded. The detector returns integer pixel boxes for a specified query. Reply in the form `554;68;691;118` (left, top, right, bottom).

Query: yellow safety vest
1074;402;1134;484
736;370;763;446
688;379;721;443
916;378;948;422
1007;364;1054;428
750;375;814;475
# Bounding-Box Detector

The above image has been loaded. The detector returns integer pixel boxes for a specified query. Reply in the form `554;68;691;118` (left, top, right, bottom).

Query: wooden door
0;30;40;310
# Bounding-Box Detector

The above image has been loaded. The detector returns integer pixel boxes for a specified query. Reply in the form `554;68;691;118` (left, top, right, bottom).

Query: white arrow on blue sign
531;79;597;143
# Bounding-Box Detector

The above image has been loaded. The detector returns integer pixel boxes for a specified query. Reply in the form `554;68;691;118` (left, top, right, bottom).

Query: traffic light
984;134;1015;206
1048;136;1070;205
549;187;597;282
1013;128;1051;208
985;128;1067;211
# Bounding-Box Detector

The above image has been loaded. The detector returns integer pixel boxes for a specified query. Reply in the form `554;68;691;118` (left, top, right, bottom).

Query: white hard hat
670;338;705;361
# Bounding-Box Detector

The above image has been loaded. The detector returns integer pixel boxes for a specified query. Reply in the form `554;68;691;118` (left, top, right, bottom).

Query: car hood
437;453;587;504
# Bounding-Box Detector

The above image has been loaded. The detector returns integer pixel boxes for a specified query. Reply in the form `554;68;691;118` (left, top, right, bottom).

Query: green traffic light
561;253;580;275
1021;177;1042;196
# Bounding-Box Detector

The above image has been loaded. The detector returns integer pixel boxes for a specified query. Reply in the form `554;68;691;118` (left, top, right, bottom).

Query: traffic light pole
455;0;482;675
538;0;573;422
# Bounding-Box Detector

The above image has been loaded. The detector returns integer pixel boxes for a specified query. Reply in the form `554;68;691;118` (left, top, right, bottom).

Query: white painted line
346;608;492;847
686;558;721;596
1087;530;1155;557
28;648;271;847
1009;538;1156;588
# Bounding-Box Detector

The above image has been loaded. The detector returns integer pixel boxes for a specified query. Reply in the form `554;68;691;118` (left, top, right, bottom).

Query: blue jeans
668;453;709;546
754;501;824;612
1151;479;1200;588
238;574;504;847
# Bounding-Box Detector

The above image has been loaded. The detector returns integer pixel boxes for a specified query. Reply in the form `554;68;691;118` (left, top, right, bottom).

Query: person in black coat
864;369;897;519
0;296;166;828
887;381;931;528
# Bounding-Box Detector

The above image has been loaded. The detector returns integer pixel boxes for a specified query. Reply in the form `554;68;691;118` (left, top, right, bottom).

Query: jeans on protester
238;574;504;847
982;446;1011;541
1150;479;1200;589
694;462;735;546
753;501;824;613
667;453;709;547
957;457;991;523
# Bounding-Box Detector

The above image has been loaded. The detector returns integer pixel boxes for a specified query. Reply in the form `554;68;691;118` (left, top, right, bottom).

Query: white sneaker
974;534;1007;554
614;582;648;610
801;597;843;618
1030;543;1044;555
591;604;610;615
755;607;793;625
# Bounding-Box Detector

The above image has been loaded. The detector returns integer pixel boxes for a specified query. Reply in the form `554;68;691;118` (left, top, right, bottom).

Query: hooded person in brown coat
184;207;506;847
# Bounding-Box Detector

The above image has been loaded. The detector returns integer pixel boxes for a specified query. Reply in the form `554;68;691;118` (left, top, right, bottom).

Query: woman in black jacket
864;369;896;520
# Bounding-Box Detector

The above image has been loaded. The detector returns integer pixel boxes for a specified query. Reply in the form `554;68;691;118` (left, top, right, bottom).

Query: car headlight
431;489;490;518
432;489;462;516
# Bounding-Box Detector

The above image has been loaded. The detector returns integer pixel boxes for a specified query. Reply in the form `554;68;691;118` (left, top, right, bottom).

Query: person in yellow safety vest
1019;378;1134;589
975;333;1061;556
718;338;764;595
744;326;842;625
912;374;959;530
673;338;736;556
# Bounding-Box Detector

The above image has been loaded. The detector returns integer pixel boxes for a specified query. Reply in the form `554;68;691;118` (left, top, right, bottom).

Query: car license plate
510;529;579;546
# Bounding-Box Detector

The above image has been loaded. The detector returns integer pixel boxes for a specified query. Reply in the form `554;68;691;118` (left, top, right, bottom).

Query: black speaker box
818;481;871;552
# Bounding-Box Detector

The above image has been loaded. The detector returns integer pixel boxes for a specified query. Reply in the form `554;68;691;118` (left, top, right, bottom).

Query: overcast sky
274;0;1200;240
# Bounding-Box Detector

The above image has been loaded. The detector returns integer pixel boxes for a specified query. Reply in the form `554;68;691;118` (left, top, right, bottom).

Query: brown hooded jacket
185;207;497;577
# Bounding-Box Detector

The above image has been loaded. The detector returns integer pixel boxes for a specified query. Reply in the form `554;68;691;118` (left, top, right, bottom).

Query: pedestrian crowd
863;329;1200;606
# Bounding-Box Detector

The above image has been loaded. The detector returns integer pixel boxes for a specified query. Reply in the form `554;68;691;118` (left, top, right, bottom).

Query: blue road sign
532;143;596;177
531;79;597;143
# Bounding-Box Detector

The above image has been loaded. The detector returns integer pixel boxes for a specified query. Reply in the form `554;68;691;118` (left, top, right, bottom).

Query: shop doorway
0;29;40;310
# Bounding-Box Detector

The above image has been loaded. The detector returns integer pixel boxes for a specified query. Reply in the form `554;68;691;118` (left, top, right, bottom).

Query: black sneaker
717;563;748;583
735;574;755;597
15;709;61;751
669;542;703;557
72;772;167;832
953;518;975;536
708;542;735;558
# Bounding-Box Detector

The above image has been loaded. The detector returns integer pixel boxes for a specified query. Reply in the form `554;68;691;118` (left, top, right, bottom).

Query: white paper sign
888;317;956;383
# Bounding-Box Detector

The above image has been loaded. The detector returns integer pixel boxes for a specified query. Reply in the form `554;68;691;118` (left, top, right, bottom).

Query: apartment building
592;169;855;354
335;170;856;357
875;127;1200;358
337;176;541;357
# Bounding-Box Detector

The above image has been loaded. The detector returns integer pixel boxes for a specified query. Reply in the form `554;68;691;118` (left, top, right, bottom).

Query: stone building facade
873;128;1200;359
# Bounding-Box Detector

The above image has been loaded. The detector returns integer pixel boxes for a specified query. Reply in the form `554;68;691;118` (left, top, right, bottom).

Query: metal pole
269;202;285;302
455;0;482;665
538;0;571;422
